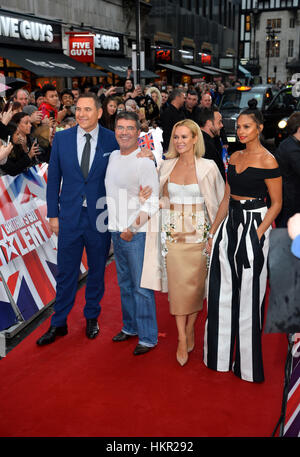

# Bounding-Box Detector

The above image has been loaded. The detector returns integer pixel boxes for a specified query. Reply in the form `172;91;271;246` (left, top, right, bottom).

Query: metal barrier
0;164;88;356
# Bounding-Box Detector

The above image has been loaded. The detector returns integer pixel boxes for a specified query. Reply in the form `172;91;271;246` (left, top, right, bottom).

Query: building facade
145;0;241;85
0;0;154;90
239;0;300;84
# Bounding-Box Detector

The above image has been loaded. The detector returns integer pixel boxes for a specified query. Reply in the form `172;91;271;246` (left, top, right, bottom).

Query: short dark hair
41;84;57;97
187;89;198;98
197;107;215;127
77;92;101;110
169;88;185;103
34;90;43;102
115;111;141;130
287;111;300;135
60;89;74;99
11;111;30;125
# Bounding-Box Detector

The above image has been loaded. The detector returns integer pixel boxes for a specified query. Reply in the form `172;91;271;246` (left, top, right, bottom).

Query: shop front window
179;48;194;65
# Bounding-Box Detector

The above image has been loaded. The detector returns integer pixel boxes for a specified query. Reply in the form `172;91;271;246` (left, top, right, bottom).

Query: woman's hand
205;237;213;255
0;106;13;125
139;185;152;203
28;141;40;159
0;143;13;160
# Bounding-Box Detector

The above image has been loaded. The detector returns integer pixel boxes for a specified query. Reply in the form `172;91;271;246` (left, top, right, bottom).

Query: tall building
145;0;241;85
0;0;154;90
239;0;300;84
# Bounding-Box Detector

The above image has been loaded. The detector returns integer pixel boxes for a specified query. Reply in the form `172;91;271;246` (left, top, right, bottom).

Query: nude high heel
187;331;195;353
176;340;188;366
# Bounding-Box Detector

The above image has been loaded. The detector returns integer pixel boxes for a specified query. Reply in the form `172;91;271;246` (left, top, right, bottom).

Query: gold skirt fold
166;240;207;316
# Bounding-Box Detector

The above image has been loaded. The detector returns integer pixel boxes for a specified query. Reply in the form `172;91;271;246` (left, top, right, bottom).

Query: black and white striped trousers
203;198;271;383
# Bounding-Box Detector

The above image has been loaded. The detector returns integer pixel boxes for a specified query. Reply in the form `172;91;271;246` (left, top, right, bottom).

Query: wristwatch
128;224;138;234
208;233;214;239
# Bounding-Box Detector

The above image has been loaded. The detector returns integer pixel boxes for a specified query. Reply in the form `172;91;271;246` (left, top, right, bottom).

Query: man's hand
120;228;134;242
288;213;300;240
49;217;59;236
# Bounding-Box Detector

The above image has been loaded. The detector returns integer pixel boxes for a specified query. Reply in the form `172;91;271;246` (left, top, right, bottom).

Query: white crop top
168;182;204;205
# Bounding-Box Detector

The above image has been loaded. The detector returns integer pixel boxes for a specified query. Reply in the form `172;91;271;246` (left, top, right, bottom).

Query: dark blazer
274;135;300;227
160;103;185;151
201;130;226;182
46;124;119;231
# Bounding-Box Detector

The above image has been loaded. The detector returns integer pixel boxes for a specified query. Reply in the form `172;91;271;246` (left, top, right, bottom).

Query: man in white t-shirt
105;111;159;355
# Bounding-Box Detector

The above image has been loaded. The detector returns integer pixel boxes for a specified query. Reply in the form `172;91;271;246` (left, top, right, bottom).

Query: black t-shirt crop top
227;164;281;198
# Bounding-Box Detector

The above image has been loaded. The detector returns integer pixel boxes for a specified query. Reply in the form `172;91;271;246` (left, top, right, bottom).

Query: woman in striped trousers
203;106;282;382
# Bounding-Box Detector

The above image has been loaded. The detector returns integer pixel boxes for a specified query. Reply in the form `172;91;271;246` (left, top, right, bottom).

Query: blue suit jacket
46;124;119;232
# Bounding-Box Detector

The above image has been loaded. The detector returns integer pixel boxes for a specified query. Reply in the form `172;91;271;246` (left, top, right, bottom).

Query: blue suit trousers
51;207;111;327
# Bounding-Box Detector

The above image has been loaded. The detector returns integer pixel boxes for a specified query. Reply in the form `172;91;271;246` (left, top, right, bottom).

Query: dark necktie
80;133;91;179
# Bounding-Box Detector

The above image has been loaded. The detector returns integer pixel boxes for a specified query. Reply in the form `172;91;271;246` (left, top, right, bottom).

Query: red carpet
0;262;287;437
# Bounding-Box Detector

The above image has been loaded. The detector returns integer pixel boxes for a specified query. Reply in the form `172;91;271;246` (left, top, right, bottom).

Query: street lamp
266;25;280;84
135;0;141;85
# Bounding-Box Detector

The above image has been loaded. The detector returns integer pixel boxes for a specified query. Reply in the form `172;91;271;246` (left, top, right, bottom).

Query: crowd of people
0;76;299;383
0;79;227;177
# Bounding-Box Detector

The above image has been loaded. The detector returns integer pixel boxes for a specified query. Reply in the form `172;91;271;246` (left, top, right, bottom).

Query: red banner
69;34;95;63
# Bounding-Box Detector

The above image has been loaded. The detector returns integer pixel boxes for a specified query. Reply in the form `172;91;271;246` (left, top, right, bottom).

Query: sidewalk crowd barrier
0;164;88;349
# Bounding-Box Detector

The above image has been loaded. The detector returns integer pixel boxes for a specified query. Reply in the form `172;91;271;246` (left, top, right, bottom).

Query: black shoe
112;331;135;342
86;318;99;339
36;325;68;346
133;343;154;355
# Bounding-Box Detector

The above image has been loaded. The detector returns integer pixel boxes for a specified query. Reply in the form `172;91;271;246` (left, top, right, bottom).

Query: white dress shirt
77;124;99;206
77;124;99;173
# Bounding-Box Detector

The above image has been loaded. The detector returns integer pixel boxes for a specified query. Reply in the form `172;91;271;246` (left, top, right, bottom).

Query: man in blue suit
37;92;119;345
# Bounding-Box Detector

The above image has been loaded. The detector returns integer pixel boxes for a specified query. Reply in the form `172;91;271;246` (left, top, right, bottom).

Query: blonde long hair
165;119;205;159
146;86;162;109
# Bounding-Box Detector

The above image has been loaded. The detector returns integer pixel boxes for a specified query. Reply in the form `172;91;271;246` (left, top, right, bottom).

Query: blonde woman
146;87;162;110
158;119;225;366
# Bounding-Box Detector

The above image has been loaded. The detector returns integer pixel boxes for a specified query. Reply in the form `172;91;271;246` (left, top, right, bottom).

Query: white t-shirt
105;147;159;232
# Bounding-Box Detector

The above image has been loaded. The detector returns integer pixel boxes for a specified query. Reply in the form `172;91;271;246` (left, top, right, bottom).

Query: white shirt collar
78;124;99;141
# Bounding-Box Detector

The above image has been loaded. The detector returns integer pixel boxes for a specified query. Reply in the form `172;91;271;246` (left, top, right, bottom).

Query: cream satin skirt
165;240;207;316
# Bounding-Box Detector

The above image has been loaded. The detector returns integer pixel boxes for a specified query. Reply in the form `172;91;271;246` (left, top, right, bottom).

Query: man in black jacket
160;88;186;152
275;112;300;227
183;89;200;122
198;107;226;181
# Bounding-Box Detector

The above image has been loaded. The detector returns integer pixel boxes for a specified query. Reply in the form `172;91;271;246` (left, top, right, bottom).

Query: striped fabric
204;199;270;382
284;337;300;436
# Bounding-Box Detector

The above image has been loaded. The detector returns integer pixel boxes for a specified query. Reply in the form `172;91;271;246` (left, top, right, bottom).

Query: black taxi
219;85;297;147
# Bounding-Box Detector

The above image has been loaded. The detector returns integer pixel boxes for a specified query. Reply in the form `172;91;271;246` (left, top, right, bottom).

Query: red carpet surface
0;262;287;437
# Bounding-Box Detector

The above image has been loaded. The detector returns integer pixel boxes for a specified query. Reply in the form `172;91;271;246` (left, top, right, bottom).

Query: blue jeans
111;232;158;347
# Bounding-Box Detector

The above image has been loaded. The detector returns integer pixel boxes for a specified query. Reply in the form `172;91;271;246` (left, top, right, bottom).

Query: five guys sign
68;33;95;63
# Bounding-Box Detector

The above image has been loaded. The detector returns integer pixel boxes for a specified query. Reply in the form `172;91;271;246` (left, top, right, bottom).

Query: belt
229;197;266;211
